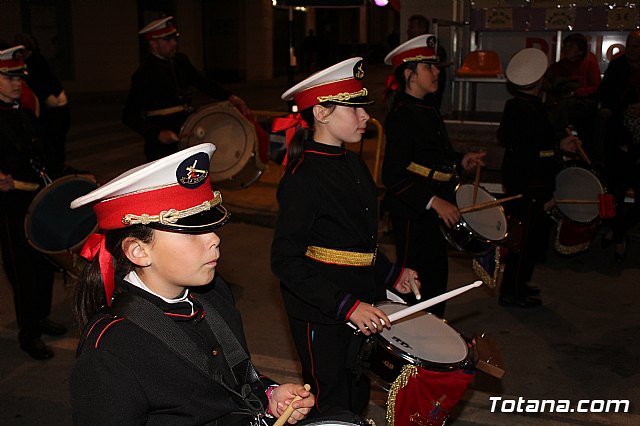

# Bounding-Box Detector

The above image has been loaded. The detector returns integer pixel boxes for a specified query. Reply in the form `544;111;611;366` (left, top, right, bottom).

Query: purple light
373;0;389;6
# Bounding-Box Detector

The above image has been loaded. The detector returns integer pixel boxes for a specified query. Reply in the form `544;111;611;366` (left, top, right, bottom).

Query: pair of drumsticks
463;165;522;214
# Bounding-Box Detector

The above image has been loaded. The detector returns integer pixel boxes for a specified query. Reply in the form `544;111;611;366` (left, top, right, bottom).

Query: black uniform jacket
271;140;402;324
71;276;273;426
0;101;58;208
498;92;559;201
122;52;231;143
382;91;460;219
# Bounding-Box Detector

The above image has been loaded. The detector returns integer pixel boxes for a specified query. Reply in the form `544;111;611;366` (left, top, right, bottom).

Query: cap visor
149;204;230;234
329;96;374;107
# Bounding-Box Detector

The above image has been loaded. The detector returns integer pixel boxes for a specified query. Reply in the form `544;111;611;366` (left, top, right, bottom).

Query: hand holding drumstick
272;384;313;425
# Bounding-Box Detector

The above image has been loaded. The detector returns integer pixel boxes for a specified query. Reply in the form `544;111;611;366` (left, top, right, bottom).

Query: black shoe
39;318;68;336
614;236;629;263
525;285;541;296
19;336;54;360
499;295;543;308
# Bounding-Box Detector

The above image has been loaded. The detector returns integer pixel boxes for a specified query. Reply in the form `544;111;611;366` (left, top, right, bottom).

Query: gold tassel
386;365;418;425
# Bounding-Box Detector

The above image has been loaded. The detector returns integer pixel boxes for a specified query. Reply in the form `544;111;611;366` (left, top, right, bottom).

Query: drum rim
374;301;470;368
24;174;99;255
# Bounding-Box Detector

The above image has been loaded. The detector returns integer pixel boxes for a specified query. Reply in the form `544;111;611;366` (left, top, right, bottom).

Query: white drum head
180;102;257;183
377;302;468;364
554;166;603;222
456;184;507;241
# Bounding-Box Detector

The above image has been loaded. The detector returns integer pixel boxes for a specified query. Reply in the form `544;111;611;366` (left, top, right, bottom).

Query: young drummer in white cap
498;48;578;308
381;35;486;316
70;143;314;425
270;58;420;418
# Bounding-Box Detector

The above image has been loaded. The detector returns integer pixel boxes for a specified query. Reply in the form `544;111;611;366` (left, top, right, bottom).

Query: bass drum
24;175;99;279
441;183;508;255
180;101;266;190
369;301;470;390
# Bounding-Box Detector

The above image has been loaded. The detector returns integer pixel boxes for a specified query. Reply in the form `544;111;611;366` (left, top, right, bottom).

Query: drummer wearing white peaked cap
505;47;549;88
69;142;316;425
497;48;579;308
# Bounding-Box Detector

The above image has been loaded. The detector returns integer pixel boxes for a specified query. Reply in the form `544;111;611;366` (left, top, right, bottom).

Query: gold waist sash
305;246;376;267
406;162;454;182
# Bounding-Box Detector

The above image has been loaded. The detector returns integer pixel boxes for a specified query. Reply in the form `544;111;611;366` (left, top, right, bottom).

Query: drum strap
110;293;267;418
406;162;454;182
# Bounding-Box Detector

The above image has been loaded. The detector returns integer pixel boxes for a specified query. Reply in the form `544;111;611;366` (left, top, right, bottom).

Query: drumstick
409;275;421;300
387;281;483;324
472;164;482;206
273;384;311;426
347;280;483;331
566;127;591;164
555;199;599;204
459;194;522;214
178;132;193;140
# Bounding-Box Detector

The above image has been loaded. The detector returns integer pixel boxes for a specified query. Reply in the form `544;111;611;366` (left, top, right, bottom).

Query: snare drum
369;302;469;389
441;183;508;255
554;163;604;223
180;101;266;190
24;175;99;278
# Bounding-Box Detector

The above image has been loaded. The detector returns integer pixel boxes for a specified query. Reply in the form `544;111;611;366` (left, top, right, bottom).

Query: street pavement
1;64;639;425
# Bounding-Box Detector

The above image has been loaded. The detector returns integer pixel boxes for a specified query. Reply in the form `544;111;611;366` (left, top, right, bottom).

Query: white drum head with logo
456;183;507;241
377;302;468;364
554;166;604;222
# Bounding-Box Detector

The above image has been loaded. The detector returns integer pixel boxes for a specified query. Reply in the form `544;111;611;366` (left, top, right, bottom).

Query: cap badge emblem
177;152;209;188
353;60;365;80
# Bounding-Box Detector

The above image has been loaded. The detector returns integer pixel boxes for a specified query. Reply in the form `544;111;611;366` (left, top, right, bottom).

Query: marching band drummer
122;16;249;161
70;143;314;425
498;48;578;308
271;58;420;418
381;35;486;317
0;44;68;360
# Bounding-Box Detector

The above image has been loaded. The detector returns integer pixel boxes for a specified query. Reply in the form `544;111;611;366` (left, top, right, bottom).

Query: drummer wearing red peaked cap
271;57;420;417
69;142;316;424
0;44;28;77
384;34;449;69
138;16;179;40
274;57;373;167
71;142;229;313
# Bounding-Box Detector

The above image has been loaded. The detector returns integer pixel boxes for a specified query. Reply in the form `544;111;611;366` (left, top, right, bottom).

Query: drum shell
368;302;470;390
24;175;98;278
180;101;265;190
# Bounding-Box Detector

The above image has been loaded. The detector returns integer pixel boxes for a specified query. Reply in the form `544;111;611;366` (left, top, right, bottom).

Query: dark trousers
605;148;640;243
288;317;370;417
501;197;551;297
392;214;448;317
0;192;56;339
